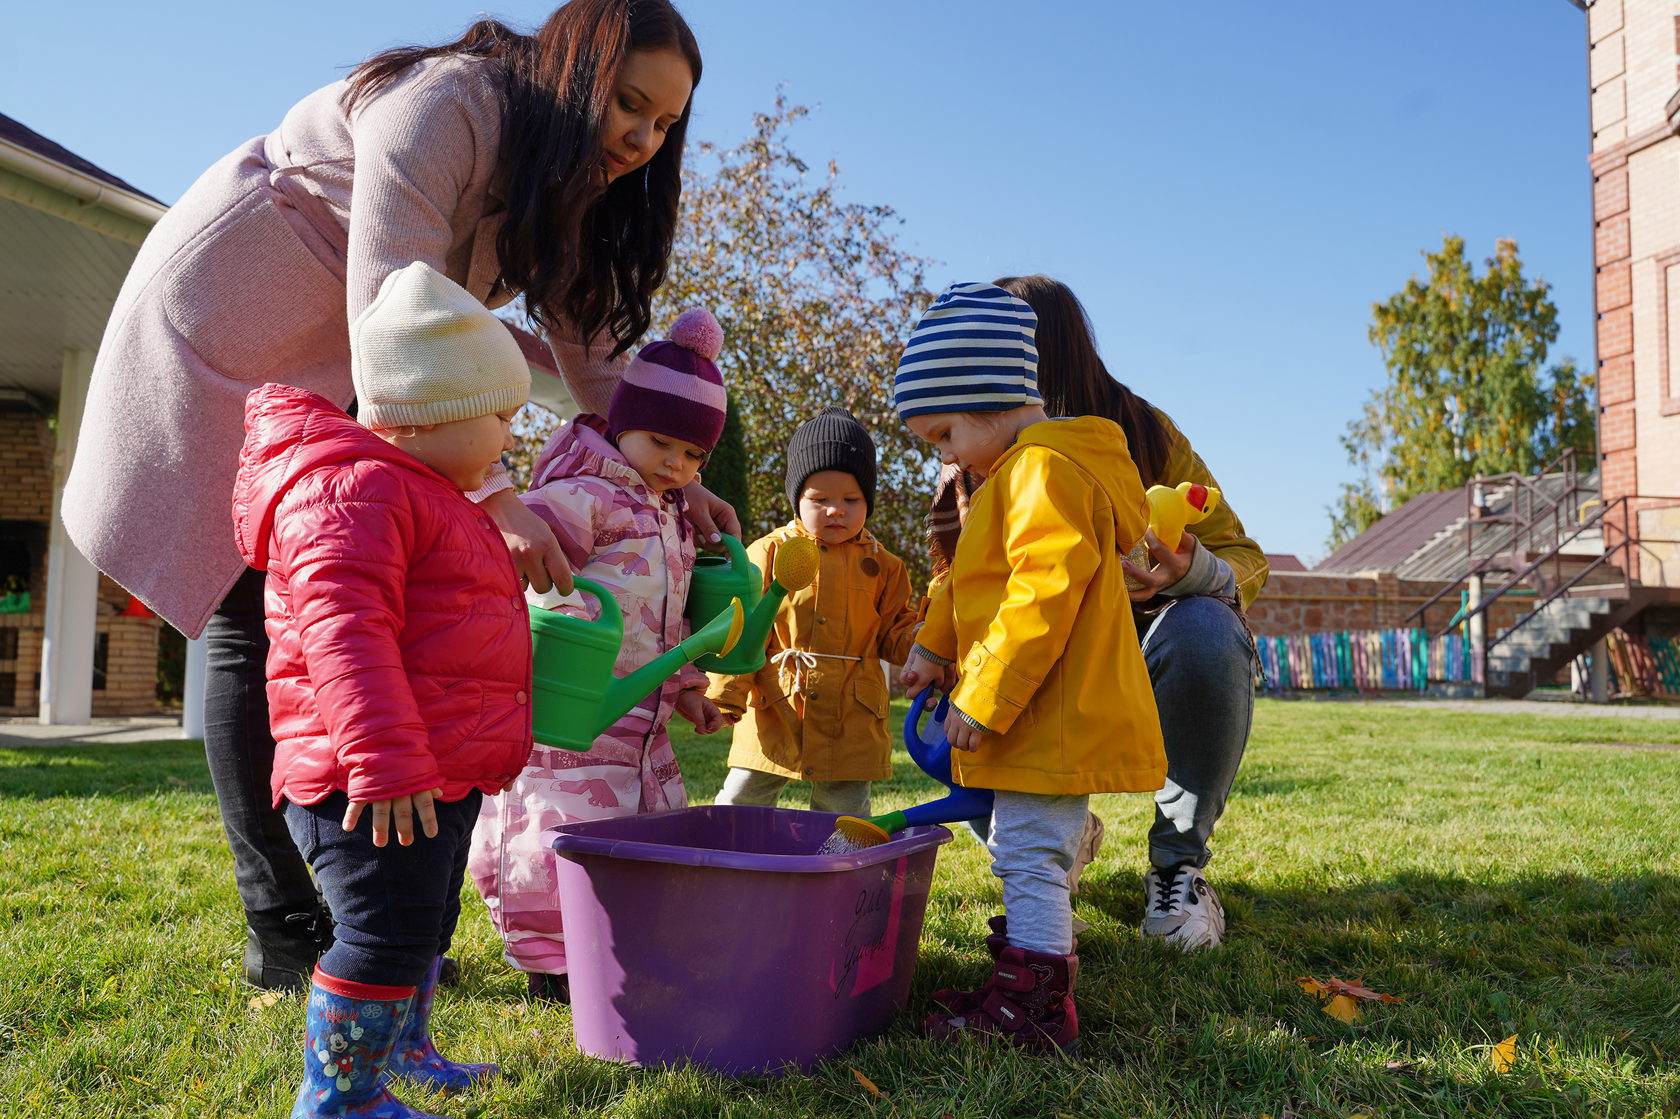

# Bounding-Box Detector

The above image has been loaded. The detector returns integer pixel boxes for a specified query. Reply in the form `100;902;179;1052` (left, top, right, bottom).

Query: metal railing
1403;449;1596;631
1410;493;1680;656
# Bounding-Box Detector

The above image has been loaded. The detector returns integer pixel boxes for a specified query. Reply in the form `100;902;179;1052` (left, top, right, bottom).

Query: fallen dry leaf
1298;975;1403;1003
246;991;282;1010
849;1066;885;1099
1323;977;1403;1003
1491;1034;1518;1073
1384;1059;1418;1073
1324;994;1361;1023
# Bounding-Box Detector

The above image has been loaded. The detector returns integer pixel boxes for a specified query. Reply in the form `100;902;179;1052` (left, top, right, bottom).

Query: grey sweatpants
715;766;872;816
986;791;1091;955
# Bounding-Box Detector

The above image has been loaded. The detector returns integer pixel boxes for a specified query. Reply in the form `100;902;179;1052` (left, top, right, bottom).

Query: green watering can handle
717;533;750;572
568;576;623;640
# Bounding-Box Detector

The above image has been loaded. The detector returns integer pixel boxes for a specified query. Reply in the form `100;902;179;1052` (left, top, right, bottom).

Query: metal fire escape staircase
1405;451;1680;698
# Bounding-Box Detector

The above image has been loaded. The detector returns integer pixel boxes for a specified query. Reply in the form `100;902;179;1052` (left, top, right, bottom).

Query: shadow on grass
0;741;214;799
894;866;1680;1116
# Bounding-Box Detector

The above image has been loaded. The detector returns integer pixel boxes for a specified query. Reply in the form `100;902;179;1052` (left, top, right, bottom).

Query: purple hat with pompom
607;308;728;452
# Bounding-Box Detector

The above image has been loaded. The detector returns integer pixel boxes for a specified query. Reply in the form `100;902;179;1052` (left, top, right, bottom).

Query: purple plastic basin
548;804;950;1076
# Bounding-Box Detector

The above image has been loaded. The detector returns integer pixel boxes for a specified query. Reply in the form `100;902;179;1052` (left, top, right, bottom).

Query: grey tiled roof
0;112;161;204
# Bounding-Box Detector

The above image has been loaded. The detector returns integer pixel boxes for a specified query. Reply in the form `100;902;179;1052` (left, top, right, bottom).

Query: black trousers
202;565;318;917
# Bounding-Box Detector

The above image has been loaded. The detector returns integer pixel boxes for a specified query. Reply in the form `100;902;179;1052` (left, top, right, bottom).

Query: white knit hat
350;262;530;429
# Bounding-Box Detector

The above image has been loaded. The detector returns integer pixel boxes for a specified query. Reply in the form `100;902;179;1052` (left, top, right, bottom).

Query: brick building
1585;0;1680;583
1;113;167;719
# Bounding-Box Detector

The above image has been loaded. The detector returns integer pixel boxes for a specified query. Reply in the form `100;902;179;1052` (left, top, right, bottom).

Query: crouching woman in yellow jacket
895;282;1166;1054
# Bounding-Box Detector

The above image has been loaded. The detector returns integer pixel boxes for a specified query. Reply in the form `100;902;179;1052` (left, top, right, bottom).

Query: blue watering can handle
904;684;952;750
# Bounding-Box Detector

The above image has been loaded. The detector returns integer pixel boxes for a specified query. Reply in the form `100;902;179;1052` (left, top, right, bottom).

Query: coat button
512;595;523;610
817;615;827;624
808;691;819;700
516;690;528;704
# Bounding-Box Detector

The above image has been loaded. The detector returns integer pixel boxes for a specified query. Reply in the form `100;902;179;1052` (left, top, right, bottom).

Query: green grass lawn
3;700;1678;1118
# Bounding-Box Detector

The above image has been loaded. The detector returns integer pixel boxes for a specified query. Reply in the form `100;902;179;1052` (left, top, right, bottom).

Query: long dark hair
994;274;1170;487
343;0;701;356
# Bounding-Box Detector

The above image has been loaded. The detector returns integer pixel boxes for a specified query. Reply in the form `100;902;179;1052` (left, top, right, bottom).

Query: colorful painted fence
1602;631;1680;698
1255;628;1480;694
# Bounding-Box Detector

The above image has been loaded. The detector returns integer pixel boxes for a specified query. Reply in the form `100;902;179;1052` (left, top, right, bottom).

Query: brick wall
1247;570;1529;639
0;409;163;716
1587;0;1680;586
92;615;161;717
0;412;54;521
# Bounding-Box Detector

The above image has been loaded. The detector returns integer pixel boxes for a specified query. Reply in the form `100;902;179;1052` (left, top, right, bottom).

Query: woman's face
602;47;693;182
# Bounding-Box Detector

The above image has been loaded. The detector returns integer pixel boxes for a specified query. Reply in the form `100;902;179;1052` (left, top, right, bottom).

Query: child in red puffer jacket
232;261;532;1118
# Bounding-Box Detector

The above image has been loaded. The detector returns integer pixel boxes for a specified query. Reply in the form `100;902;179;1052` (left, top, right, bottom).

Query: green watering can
685;534;820;676
529;577;744;751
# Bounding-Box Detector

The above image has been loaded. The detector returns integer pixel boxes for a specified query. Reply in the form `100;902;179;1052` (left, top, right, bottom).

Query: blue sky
2;1;1592;562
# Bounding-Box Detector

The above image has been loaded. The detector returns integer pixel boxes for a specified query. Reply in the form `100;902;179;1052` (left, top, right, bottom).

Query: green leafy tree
1328;235;1595;549
650;94;937;585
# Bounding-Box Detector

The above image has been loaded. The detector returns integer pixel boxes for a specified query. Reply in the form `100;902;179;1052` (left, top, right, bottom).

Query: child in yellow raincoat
896;282;1166;1054
709;407;922;814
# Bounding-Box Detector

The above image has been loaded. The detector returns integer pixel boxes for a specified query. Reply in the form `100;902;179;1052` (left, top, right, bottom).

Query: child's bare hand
948;719;987;752
901;650;956;701
676;691;724;735
344;788;442;847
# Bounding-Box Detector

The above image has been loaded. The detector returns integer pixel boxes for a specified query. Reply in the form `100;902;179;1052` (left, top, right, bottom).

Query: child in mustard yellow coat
896;282;1166;1054
709;407;922;815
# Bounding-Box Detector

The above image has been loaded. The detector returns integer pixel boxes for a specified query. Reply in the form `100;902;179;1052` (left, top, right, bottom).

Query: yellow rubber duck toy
1125;481;1222;589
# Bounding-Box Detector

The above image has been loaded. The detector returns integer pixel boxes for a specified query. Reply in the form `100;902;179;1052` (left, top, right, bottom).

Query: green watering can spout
528;577;744;751
685;534;822;676
601;592;744;729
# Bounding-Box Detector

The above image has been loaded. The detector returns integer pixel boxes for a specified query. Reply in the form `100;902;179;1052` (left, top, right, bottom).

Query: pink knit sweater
62;54;624;636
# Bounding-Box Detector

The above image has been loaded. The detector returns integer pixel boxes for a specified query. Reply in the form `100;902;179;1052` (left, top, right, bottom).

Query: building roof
0;112;161;205
1315;469;1599;582
1264;553;1308;573
1316;487;1465;574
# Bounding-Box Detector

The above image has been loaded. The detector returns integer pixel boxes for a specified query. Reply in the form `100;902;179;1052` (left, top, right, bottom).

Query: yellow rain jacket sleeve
923;416;1166;796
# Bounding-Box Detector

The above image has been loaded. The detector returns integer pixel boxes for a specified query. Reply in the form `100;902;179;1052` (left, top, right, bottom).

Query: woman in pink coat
61;0;735;991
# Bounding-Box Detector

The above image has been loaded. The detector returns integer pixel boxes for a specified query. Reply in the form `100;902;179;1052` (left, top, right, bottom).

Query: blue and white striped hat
893;282;1041;420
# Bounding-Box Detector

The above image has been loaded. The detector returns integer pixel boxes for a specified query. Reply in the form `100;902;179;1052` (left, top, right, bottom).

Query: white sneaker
1140;864;1226;949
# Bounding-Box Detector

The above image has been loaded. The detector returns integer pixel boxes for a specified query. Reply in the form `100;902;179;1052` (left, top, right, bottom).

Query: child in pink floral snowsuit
469;309;728;1003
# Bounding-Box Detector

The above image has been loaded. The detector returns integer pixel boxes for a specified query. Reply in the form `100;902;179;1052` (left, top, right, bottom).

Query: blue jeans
1139;596;1256;871
284;789;482;988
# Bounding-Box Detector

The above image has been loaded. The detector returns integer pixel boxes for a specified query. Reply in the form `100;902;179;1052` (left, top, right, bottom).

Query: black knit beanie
784;405;878;515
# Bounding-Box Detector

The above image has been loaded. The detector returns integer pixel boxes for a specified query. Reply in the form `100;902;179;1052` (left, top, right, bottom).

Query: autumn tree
652;96;936;580
505;96;937;582
1327;235;1594;550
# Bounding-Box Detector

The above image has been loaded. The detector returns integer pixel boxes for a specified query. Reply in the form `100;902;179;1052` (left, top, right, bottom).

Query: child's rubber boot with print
928;915;1009;1015
924;945;1080;1055
291;971;443;1119
387;956;497;1092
